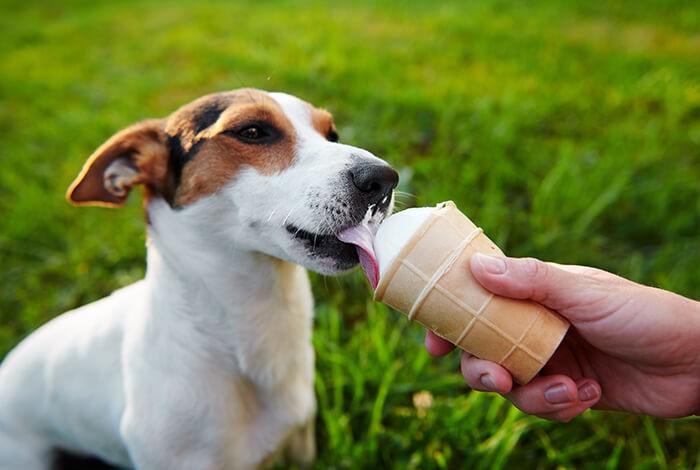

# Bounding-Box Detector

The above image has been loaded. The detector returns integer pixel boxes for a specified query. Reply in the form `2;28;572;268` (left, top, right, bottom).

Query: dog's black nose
350;163;399;206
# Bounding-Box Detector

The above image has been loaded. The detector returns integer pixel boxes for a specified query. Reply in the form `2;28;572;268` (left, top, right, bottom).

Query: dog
0;88;398;469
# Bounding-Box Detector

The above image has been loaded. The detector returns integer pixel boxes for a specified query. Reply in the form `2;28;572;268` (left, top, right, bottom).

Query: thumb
468;253;615;316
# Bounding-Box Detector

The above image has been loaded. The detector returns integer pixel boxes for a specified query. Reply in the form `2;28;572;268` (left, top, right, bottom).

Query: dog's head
67;88;398;275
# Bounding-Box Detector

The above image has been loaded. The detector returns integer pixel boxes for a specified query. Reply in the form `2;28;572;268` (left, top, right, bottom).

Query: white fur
0;91;394;469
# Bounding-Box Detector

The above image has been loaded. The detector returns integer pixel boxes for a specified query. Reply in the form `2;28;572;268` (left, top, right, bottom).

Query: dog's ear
67;119;174;207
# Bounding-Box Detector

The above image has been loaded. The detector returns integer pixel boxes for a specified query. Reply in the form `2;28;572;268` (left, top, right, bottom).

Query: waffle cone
375;201;569;384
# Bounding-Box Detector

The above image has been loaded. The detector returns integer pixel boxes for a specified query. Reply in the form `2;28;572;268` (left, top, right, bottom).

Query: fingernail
544;383;573;404
480;373;497;391
578;381;599;402
474;253;507;275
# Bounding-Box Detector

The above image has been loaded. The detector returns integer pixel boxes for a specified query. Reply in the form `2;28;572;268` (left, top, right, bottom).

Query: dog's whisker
281;208;295;228
266;207;278;223
393;191;415;201
391;191;415;213
321;212;339;237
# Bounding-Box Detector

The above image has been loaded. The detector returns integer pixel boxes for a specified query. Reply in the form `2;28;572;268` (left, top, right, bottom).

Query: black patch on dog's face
167;135;188;185
190;99;231;134
166;95;235;186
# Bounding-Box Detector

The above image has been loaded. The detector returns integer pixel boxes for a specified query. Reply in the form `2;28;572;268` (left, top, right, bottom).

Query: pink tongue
337;224;380;290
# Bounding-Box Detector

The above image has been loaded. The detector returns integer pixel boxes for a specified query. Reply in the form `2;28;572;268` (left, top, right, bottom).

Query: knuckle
519;257;554;303
521;257;547;280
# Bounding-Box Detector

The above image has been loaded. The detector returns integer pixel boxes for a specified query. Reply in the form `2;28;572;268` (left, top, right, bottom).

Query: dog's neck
141;198;314;387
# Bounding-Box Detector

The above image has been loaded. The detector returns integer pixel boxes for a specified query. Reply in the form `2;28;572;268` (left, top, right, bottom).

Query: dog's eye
326;129;339;143
224;123;280;144
238;126;267;141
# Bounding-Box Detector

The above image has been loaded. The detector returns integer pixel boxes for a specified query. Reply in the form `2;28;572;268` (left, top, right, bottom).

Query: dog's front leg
119;386;195;470
119;349;268;470
119;360;244;470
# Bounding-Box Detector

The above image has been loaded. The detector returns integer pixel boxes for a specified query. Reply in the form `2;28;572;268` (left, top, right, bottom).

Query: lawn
1;0;699;468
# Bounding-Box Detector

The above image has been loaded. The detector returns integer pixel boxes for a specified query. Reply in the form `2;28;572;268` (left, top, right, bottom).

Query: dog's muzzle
286;161;398;274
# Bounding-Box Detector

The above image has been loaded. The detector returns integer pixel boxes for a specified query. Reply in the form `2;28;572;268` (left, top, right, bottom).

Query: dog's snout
350;164;399;205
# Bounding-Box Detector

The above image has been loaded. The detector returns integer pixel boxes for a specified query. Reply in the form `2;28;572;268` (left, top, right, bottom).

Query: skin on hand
426;253;700;422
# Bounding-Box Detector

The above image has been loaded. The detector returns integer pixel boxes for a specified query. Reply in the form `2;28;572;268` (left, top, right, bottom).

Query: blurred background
1;0;698;468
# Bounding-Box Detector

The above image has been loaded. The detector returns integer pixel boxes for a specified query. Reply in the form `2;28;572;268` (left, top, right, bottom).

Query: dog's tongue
338;224;379;290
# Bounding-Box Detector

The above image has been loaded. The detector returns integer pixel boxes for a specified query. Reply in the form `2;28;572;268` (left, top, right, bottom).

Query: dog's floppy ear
67;119;174;207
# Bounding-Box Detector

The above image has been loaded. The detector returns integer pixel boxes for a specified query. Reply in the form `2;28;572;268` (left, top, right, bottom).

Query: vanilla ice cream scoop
369;201;569;384
373;206;435;279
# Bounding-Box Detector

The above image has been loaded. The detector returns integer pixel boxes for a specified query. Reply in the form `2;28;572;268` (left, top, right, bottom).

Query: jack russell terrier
0;89;398;469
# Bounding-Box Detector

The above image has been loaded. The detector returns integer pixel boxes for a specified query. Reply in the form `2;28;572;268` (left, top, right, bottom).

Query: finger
469;253;615;315
460;352;513;394
424;331;456;356
504;375;601;422
535;378;602;422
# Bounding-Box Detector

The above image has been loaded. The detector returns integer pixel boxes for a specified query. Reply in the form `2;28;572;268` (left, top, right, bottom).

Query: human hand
426;254;700;421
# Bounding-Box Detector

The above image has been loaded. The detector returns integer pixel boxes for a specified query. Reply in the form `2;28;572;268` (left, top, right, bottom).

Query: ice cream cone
374;201;569;384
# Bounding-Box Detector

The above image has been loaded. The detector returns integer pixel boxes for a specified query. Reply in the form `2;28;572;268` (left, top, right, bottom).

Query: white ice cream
373;206;435;277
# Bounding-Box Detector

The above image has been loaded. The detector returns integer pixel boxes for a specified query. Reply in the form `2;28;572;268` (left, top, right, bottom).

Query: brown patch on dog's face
165;89;299;206
310;107;339;143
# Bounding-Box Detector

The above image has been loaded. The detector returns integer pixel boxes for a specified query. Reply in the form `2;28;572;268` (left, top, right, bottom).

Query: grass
1;0;699;467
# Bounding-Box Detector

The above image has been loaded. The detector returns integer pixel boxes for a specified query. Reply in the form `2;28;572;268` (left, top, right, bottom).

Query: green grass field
1;0;699;468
